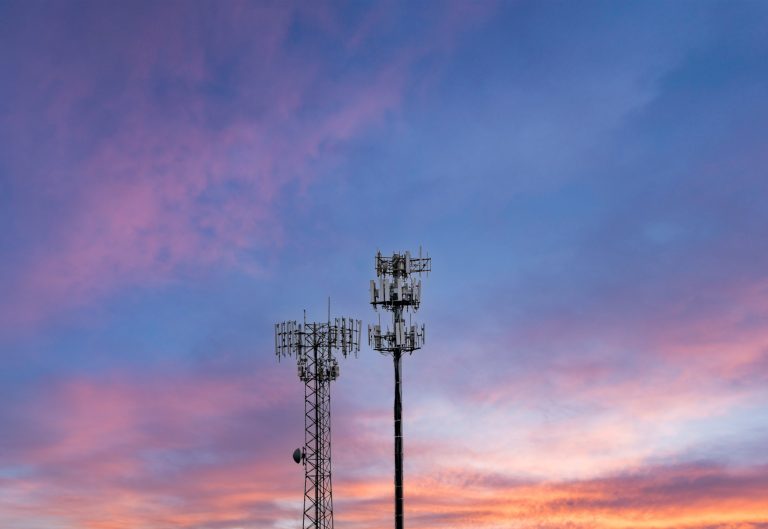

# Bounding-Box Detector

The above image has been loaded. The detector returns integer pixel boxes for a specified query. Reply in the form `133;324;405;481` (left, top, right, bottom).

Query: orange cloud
335;463;768;529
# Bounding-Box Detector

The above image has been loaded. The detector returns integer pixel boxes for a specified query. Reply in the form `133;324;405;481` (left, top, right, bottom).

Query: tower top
374;248;431;278
370;249;431;313
369;248;430;355
275;315;362;381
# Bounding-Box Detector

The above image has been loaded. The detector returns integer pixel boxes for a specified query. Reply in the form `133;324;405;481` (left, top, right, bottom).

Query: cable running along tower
275;308;361;529
368;249;431;529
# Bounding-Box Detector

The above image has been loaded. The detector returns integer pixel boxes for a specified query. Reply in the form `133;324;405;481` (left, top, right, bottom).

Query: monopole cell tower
368;248;431;529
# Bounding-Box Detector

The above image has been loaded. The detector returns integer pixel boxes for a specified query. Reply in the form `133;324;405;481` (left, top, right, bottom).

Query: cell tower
275;305;362;529
368;249;431;529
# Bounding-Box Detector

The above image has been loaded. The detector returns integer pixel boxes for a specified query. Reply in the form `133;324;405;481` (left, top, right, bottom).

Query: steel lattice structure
368;249;431;529
275;312;361;529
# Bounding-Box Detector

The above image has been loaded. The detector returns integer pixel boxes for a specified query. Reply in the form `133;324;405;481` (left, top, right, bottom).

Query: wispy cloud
0;2;492;330
2;1;768;528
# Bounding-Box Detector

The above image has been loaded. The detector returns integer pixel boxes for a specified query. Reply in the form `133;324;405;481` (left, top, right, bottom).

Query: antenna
275;306;362;529
368;249;431;529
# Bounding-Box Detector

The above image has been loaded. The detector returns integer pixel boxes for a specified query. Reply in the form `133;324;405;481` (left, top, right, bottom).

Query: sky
1;1;767;528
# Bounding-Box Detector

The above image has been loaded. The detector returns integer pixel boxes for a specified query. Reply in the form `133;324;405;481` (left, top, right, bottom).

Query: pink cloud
358;272;768;487
0;365;302;528
0;355;765;529
2;2;495;330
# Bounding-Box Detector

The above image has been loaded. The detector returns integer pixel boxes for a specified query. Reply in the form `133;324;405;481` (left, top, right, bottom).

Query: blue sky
1;1;768;528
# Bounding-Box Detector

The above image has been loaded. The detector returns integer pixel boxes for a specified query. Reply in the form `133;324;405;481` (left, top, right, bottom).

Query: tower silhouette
368;249;431;529
276;307;361;529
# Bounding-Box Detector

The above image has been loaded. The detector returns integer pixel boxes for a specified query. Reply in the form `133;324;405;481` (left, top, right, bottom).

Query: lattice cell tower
275;307;361;529
368;249;431;529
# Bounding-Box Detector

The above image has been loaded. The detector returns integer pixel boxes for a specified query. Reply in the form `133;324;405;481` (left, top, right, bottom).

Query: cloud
0;1;494;330
332;462;768;529
0;365;304;529
5;369;762;529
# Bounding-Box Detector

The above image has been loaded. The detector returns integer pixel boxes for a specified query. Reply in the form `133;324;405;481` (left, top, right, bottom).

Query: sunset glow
1;1;767;528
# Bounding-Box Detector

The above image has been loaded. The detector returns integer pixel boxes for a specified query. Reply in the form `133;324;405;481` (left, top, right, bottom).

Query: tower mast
368;249;431;529
275;308;362;529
